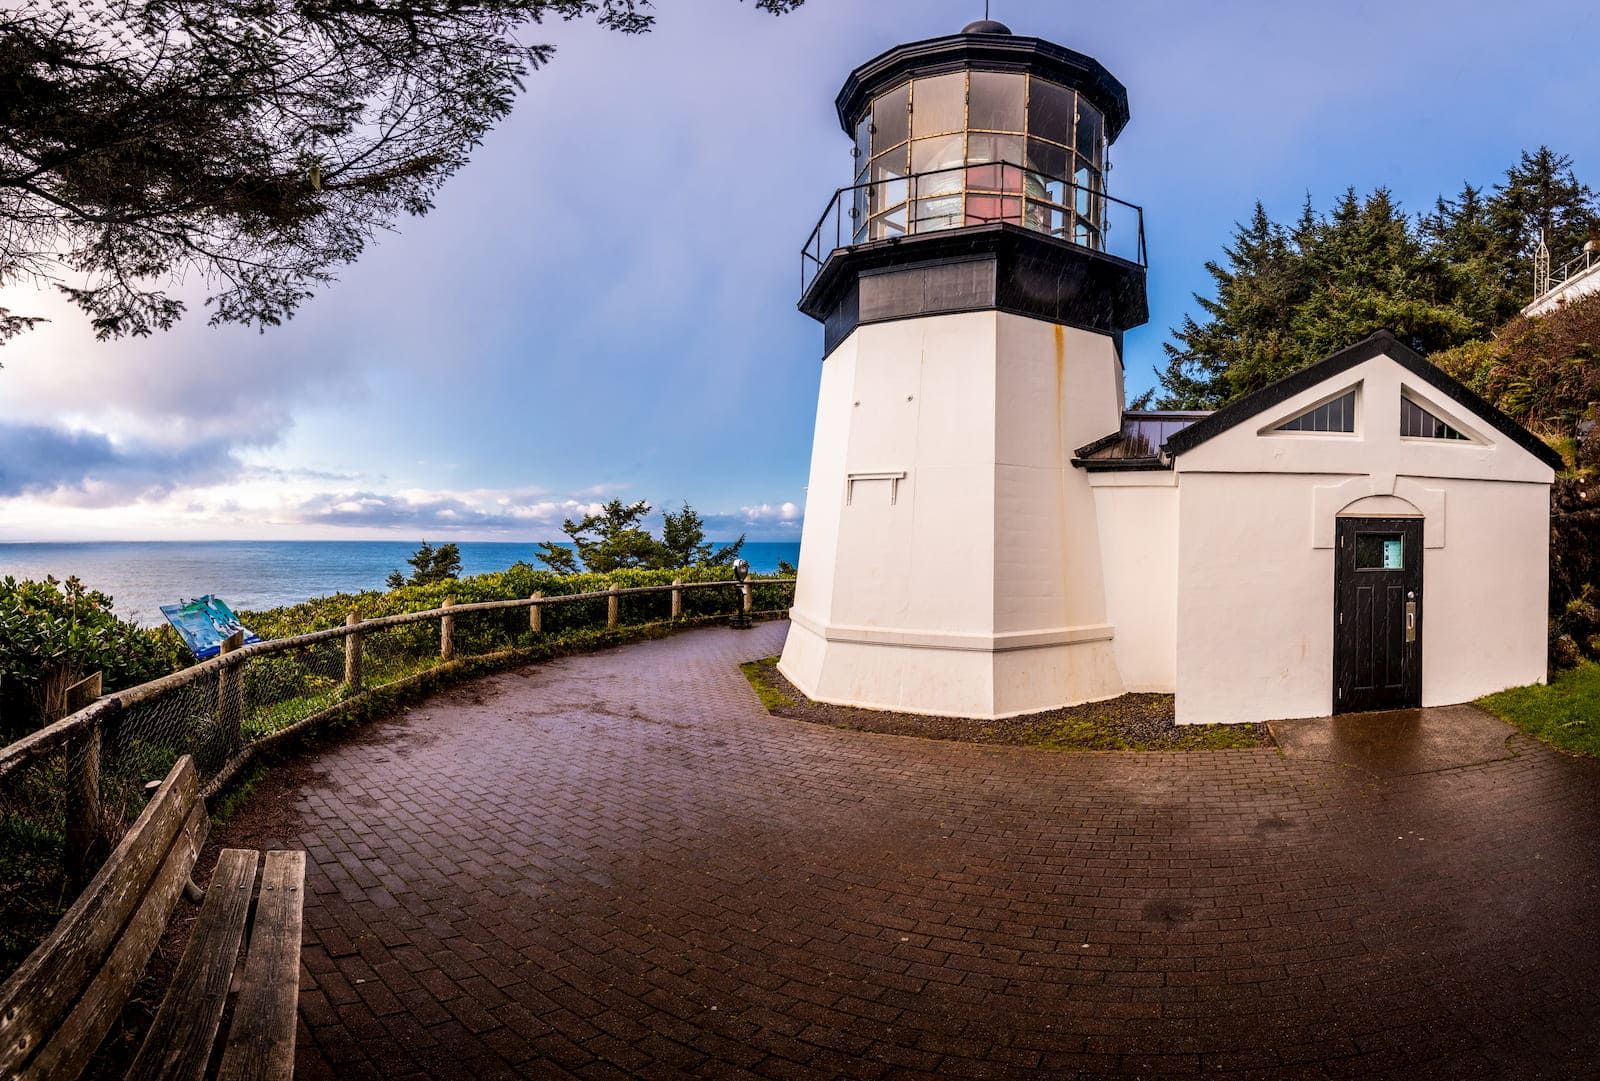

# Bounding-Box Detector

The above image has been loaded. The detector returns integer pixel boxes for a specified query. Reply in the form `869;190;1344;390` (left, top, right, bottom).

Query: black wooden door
1334;517;1423;713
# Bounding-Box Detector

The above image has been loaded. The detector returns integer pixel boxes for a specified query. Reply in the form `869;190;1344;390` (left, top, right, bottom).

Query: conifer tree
1487;147;1599;299
1144;202;1311;408
1289;188;1474;363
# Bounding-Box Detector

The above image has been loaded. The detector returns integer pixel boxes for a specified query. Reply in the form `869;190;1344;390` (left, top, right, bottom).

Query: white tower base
778;310;1127;720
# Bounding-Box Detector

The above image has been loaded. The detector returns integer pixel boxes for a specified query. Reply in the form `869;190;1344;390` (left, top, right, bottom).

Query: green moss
1028;718;1131;751
1478;662;1600;757
740;657;797;713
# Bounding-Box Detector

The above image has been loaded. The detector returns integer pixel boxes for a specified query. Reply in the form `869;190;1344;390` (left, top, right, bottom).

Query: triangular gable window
1401;397;1469;440
1276;390;1355;433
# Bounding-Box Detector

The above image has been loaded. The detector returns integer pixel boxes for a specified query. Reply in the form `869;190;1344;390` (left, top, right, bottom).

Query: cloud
739;501;803;524
278;488;592;533
0;421;240;505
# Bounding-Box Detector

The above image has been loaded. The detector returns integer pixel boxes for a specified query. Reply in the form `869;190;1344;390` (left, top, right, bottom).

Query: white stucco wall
780;311;1127;718
1170;352;1553;725
1088;472;1178;692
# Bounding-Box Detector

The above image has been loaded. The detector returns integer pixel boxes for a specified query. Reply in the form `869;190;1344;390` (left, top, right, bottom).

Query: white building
779;21;1559;725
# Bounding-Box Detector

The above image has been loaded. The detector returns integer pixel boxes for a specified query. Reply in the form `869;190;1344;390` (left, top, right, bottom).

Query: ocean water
0;541;800;627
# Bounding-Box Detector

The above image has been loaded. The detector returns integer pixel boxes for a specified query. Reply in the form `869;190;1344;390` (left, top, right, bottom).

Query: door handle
1405;598;1417;643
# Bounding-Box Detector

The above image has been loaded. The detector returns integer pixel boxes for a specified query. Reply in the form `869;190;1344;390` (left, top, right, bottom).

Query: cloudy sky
2;0;1597;543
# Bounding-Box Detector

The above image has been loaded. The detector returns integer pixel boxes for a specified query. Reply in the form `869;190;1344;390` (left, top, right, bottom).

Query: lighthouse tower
779;20;1149;719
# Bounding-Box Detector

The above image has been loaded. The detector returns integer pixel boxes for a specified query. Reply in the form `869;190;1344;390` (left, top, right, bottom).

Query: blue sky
2;0;1596;542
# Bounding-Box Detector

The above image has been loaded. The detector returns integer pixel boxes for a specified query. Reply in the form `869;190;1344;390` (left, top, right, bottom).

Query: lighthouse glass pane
870;205;908;240
1076;103;1104;169
871;83;909;154
911;73;966;138
869;146;908;214
913;195;963;233
1026;138;1069;182
1027;79;1076;150
911;135;965;195
968;71;1024;132
1028;203;1067;237
968;162;1023;195
854;115;871;180
967;195;1021;226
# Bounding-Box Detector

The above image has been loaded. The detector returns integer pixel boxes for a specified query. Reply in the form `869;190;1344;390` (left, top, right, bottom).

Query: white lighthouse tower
779;20;1149;719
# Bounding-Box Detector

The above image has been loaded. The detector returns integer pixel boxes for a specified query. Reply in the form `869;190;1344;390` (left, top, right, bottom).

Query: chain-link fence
0;577;793;977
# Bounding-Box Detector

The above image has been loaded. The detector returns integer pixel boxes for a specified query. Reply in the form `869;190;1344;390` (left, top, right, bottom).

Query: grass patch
1477;662;1600;757
741;657;1270;751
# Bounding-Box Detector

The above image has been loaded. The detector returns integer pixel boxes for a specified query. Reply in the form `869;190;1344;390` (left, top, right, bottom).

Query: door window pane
968;72;1024;131
1355;533;1405;570
1027;79;1076;149
871;83;909;154
911;73;966;138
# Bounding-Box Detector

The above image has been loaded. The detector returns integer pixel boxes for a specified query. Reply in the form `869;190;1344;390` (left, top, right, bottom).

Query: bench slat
17;802;208;1081
216;851;307;1081
0;755;202;1077
126;849;260;1081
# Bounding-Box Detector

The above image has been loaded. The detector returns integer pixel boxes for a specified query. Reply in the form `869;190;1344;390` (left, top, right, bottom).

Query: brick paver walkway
219;623;1600;1079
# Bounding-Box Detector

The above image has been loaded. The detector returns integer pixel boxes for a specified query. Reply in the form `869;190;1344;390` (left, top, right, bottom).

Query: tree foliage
0;0;801;345
386;540;462;589
534;499;745;575
0;576;184;738
1148;147;1599;408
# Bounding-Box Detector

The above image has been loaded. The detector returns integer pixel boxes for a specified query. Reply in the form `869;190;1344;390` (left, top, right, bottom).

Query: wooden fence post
529;592;543;634
440;597;456;661
63;671;104;886
218;630;245;757
671;579;683;620
607;585;620;630
343;610;363;692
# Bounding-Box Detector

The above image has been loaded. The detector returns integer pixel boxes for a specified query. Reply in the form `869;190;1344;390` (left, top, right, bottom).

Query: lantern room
845;22;1111;248
800;21;1147;354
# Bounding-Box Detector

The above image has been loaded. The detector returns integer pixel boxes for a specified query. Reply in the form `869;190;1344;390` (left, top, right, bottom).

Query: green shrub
0;577;187;740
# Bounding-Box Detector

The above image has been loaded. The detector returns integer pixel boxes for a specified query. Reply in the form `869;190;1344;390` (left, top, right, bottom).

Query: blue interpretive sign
159;595;262;659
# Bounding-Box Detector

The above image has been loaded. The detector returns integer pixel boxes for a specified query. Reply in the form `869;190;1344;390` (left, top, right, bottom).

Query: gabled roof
1159;330;1566;472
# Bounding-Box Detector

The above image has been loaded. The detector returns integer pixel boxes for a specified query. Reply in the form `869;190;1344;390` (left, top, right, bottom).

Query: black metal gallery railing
801;161;1147;296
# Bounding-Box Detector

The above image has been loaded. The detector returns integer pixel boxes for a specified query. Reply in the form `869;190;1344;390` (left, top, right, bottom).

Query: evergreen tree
659;504;746;569
1289;187;1475;363
534;500;748;575
1487;147;1600;302
1419;182;1513;330
1146;202;1311;408
387;541;462;589
532;500;662;574
0;0;803;345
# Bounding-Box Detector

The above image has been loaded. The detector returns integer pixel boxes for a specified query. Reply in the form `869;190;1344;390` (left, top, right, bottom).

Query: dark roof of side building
1158;330;1565;471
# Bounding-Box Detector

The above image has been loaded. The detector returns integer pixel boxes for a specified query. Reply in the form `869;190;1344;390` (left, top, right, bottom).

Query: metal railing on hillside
0;576;794;974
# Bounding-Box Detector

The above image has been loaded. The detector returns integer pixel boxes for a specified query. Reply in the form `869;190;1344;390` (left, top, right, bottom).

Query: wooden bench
0;755;306;1081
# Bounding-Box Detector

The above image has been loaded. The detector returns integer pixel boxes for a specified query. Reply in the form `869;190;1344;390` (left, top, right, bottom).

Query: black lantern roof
834;28;1131;142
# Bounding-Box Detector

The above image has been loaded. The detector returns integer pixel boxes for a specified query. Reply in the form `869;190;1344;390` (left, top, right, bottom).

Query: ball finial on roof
961;19;1013;35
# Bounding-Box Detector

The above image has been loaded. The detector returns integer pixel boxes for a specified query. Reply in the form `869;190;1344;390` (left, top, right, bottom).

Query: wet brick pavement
218;622;1600;1079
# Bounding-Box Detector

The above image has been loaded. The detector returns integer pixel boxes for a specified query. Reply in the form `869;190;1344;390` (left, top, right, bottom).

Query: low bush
0;577;186;740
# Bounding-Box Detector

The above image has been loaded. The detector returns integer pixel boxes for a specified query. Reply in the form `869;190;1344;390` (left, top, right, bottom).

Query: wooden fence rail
0;577;797;793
